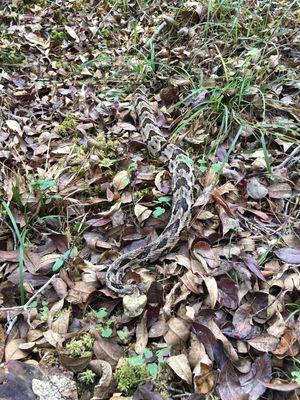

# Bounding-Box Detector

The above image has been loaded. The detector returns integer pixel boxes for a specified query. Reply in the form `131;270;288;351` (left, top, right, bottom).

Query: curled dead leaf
134;204;152;223
164;317;190;346
194;355;214;394
5;339;30;361
90;360;113;400
93;338;124;369
167;354;192;385
123;292;147;317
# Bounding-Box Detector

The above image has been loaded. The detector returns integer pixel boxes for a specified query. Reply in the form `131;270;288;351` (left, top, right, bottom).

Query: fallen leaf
167;354;192;385
123;292;147;318
274;248;300;264
65;25;80;42
6;120;22;135
203;275;218;308
135;313;148;355
5;339;30;361
217;362;246;400
247;334;279;352
240;354;271;400
113;170;130;190
134;204;152;223
268;183;292;199
260;380;300;391
247;178;268;199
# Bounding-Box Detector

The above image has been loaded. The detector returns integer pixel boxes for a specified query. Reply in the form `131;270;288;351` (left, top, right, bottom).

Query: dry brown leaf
194;354;214;394
65;26;80;42
164;317;190;346
5;339;29;361
268;183;292;199
67;282;96;304
202;275;218;308
93;338;124;369
135;312;148;355
248;334;279;352
134;204;152;223
6;120;22;135
188;332;206;369
47;299;64;327
52;278;68;299
90;360;113;399
43;330;62;348
113;170;130;190
51;310;71;335
148;319;168;338
167;354;193;385
123;292;147;317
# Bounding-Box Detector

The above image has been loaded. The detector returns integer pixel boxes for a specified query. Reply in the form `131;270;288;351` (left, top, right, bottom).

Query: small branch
145;21;168;48
275;146;300;170
0;274;58;313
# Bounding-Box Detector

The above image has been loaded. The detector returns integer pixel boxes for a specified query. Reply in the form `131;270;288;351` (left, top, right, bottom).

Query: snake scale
105;85;194;295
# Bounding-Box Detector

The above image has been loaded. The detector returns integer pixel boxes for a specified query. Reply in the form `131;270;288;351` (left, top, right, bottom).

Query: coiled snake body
106;86;194;295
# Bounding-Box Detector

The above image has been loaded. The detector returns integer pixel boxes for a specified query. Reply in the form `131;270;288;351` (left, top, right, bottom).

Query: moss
66;333;94;358
0;50;24;65
78;369;96;385
114;359;150;395
51;29;68;41
58;113;77;135
134;188;153;199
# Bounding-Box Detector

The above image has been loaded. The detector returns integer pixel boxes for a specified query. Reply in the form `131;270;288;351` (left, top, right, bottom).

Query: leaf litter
0;0;299;399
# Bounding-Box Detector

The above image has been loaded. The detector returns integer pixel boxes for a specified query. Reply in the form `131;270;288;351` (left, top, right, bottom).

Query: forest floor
0;0;299;399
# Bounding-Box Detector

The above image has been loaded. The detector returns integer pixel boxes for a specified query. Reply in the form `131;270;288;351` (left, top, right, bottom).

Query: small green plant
78;369;96;385
115;347;170;395
115;347;171;394
152;196;172;218
51;29;67;41
114;359;149;395
27;174;61;207
260;133;279;183
58;113;77;135
292;370;300;384
85;307;115;338
52;248;73;272
66;333;94;358
2;201;27;305
40;301;50;321
101;28;111;39
30;299;51;321
116;329;129;343
286;303;300;321
0;49;24;65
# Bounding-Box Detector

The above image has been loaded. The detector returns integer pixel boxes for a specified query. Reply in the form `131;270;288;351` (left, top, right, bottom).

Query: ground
0;0;299;399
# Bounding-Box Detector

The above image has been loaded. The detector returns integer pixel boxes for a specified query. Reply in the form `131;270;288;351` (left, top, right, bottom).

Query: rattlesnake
105;85;194;295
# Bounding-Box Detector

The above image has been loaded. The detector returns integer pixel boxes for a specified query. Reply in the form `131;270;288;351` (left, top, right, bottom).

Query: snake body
105;86;194;294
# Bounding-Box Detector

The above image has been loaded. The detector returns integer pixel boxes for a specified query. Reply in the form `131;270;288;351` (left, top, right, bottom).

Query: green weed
51;29;68;41
115;360;149;395
0;49;24;65
114;346;171;395
2;202;27;305
78;369;96;385
58;113;77;135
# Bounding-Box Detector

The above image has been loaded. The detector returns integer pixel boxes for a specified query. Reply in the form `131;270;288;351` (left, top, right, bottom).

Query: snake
105;85;194;295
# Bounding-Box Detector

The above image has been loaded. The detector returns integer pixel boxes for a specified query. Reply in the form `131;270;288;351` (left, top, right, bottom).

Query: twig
275;146;300;170
1;274;58;313
252;288;285;318
145;21;168;48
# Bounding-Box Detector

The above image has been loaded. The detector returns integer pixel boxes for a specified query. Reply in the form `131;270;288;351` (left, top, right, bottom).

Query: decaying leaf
123;292;147;317
167;354;193;385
